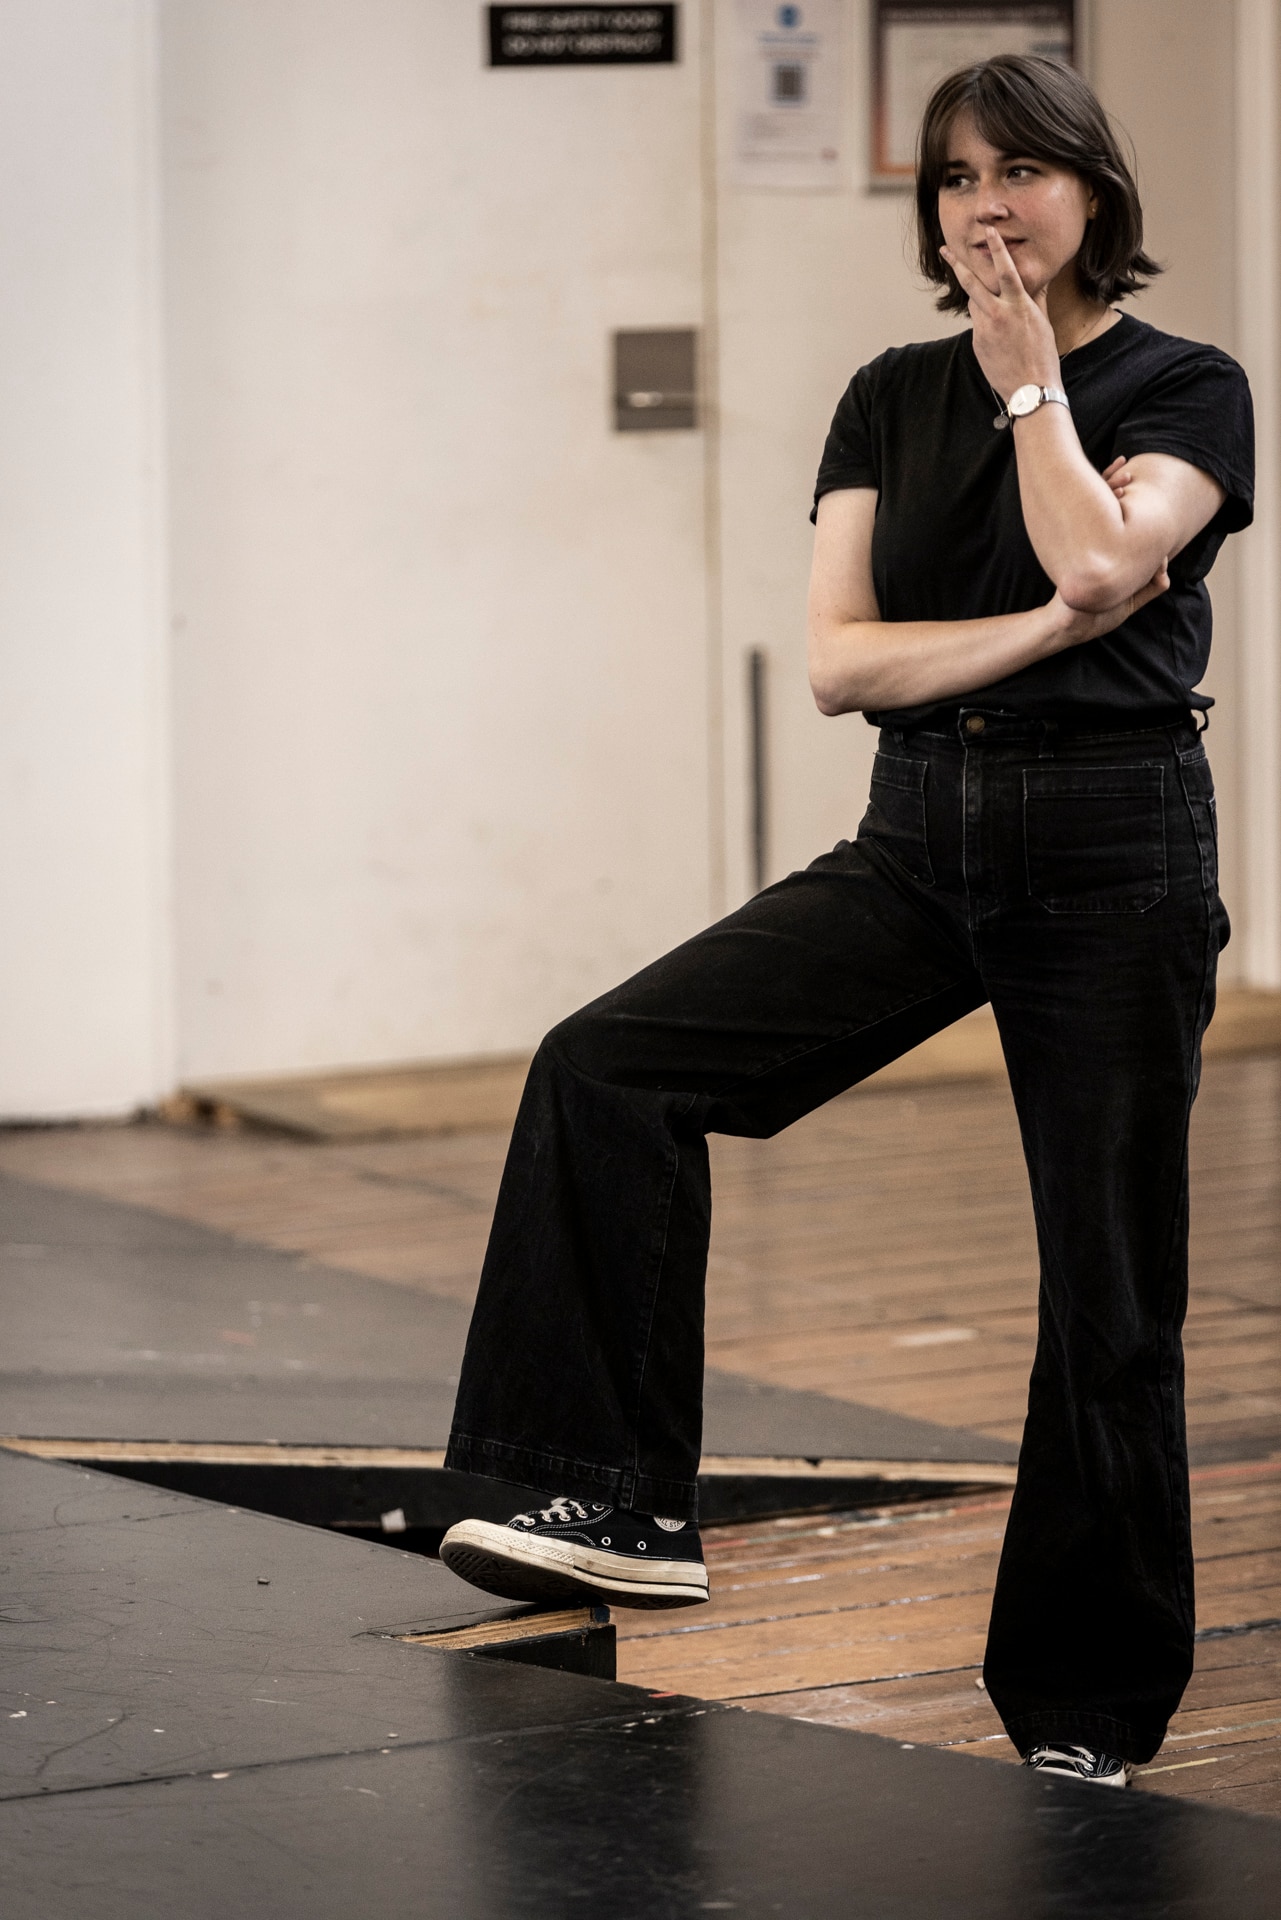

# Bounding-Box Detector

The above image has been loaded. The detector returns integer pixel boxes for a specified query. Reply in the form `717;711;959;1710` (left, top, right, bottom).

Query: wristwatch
1007;383;1070;419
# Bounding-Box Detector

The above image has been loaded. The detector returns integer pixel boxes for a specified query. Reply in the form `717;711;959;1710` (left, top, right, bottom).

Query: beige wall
163;1;713;1081
1094;0;1246;966
714;1;952;900
0;0;171;1118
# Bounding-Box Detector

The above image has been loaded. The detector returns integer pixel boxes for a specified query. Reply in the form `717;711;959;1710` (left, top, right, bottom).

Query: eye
942;173;969;191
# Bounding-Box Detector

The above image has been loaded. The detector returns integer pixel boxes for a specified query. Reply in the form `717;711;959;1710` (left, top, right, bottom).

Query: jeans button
965;714;986;735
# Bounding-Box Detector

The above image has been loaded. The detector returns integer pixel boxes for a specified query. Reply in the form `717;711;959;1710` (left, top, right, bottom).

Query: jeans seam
629;1116;687;1508
1155;752;1220;1647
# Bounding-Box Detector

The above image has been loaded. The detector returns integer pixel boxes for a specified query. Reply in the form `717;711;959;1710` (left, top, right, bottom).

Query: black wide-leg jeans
447;711;1226;1763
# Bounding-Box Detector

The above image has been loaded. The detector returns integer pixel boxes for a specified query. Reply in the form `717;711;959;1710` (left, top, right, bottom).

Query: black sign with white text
487;7;678;66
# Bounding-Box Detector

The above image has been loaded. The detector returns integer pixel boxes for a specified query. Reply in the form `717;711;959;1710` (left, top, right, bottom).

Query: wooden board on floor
2;1052;1279;1465
174;1051;532;1139
174;989;1281;1139
613;1461;1281;1818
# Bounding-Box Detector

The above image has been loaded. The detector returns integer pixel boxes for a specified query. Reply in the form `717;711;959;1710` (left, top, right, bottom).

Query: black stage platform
3;1448;1280;1918
4;1167;1281;1910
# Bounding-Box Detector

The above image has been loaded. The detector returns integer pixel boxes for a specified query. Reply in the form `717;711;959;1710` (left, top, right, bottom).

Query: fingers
938;244;986;304
1130;564;1171;613
983;225;1025;297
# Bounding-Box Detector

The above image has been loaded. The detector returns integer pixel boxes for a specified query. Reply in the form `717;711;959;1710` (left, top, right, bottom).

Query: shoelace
1026;1743;1122;1778
511;1496;590;1529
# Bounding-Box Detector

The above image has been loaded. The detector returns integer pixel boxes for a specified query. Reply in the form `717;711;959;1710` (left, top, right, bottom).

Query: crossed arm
808;229;1225;717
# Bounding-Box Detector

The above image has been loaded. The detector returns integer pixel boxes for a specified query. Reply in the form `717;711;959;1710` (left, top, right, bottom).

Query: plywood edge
0;1437;453;1468
698;1455;1018;1485
175;1052;533;1139
400;1605;607;1652
0;1436;1017;1482
164;989;1281;1137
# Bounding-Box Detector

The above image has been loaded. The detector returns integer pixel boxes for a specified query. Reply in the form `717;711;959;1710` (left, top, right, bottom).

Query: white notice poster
729;0;845;191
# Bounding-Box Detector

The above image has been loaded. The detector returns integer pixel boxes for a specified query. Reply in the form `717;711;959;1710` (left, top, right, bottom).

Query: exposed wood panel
1;1053;1278;1462
615;1463;1281;1814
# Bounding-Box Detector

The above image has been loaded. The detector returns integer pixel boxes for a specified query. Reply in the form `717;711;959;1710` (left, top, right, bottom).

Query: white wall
1093;0;1247;969
163;0;712;1080
0;0;170;1118
713;0;953;901
1232;0;1281;985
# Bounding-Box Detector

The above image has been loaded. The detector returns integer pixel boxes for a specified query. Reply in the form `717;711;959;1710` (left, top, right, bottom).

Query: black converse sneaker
439;1496;709;1608
1024;1743;1132;1788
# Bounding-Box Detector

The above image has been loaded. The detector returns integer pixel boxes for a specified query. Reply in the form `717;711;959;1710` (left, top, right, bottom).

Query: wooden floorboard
3;1053;1276;1455
174;989;1281;1137
615;1463;1281;1815
2;1050;1278;1813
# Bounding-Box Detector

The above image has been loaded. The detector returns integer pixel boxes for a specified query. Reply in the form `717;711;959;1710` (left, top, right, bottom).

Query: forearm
1012;406;1158;607
809;601;1071;715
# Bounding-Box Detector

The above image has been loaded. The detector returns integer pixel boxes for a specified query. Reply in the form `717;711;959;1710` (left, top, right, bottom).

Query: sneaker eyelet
637;1541;647;1550
601;1536;611;1546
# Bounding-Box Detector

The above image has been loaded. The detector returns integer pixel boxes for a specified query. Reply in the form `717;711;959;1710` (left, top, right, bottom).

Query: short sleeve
811;364;879;522
1114;351;1254;549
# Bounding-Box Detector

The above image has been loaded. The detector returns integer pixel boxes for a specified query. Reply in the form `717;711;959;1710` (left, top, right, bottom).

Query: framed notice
487;6;678;66
872;2;1077;186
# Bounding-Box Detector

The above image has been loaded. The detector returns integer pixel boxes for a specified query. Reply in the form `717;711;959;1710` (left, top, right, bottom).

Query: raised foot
439;1496;710;1610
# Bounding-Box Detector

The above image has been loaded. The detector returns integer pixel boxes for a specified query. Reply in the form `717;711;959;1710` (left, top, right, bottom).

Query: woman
440;56;1254;1789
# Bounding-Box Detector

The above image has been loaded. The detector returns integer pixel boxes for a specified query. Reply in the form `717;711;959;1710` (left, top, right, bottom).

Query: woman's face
936;110;1097;304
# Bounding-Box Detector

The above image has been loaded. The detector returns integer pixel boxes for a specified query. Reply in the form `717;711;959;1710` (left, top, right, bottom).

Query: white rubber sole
439;1518;710;1610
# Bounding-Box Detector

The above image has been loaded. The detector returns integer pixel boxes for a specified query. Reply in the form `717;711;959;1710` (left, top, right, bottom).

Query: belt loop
1036;719;1057;759
1196;709;1211;735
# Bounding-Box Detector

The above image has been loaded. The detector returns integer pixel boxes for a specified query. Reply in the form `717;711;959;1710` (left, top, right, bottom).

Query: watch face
1008;384;1043;416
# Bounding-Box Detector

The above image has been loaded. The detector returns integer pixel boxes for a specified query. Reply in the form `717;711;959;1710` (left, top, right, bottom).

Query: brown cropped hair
915;54;1161;314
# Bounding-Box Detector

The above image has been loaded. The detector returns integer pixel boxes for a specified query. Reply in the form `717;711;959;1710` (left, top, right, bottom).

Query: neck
1045;273;1110;357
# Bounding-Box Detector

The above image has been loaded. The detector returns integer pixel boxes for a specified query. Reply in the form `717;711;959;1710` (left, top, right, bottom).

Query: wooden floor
4;1052;1278;1461
614;1462;1281;1817
2;1051;1279;1812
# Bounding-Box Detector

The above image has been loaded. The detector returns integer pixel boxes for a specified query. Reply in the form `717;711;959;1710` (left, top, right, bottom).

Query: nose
975;183;1009;227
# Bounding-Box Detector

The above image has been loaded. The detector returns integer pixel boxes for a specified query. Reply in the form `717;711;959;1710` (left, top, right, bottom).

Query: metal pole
748;647;767;893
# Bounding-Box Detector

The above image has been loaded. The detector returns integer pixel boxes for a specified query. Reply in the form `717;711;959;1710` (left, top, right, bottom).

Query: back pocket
1023;764;1166;913
860;752;933;885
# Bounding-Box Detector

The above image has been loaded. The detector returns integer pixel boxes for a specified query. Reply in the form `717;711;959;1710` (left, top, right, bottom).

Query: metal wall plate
613;328;698;431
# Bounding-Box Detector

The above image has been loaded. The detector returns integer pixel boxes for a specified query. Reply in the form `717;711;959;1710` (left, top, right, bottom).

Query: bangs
923;60;1102;185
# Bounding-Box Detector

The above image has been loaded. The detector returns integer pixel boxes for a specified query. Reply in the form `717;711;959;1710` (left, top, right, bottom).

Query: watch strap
1009;383;1070;418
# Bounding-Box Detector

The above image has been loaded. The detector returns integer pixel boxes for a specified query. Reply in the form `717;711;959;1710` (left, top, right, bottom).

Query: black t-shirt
811;314;1254;726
